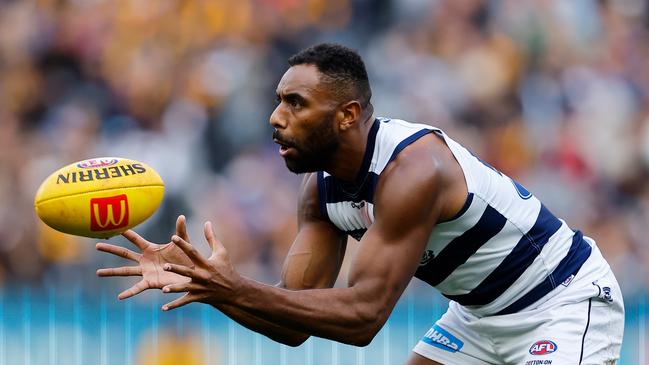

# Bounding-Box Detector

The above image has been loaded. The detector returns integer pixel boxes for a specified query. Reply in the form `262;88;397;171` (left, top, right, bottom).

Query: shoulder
373;133;464;227
377;133;450;198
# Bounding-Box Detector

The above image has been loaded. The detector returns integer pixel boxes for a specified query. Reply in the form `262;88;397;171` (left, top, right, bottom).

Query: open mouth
274;139;295;157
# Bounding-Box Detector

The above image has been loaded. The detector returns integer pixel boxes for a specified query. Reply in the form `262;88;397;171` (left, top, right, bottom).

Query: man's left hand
160;221;242;311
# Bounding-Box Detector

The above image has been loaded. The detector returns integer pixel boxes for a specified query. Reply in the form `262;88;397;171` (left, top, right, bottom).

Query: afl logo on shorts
529;340;557;355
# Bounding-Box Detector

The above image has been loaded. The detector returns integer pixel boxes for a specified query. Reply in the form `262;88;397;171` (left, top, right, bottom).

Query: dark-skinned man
97;43;624;364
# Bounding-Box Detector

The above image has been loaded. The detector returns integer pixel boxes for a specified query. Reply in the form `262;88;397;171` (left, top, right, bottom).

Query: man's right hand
96;215;194;300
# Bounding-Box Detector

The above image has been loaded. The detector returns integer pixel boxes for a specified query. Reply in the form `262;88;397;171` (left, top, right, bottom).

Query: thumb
203;221;225;257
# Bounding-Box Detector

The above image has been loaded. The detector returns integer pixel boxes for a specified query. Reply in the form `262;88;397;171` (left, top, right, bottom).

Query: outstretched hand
159;221;242;311
96;215;194;300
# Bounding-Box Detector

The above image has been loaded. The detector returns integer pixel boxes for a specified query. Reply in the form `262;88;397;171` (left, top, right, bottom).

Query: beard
273;112;339;174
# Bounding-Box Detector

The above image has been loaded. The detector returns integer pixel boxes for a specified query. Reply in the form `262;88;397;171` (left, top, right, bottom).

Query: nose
269;104;287;129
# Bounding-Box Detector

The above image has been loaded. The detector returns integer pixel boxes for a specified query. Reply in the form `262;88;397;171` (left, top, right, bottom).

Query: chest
324;200;375;240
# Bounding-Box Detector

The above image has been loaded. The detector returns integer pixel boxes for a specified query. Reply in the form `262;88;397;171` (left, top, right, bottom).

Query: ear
337;101;362;131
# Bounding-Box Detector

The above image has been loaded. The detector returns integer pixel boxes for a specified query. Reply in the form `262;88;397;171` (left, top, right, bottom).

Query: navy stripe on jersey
496;230;592;315
388;129;436;163
445;204;562;306
416;205;508;286
323;173;379;203
316;171;329;220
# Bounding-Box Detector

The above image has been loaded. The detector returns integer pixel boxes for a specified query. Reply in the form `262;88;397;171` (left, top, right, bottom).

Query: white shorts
413;244;625;365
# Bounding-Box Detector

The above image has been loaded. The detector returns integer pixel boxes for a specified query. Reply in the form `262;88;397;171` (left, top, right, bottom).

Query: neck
323;113;375;182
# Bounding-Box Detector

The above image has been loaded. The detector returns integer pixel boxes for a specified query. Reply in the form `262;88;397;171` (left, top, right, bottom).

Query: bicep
346;154;443;319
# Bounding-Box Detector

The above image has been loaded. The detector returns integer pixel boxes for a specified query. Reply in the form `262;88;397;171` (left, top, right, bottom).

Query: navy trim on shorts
579;298;592;364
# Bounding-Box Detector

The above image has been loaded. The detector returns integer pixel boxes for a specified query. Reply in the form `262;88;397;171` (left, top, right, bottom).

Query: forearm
229;278;388;346
213;302;309;347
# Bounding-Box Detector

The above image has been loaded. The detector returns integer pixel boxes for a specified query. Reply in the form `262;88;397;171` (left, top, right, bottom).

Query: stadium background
0;0;647;363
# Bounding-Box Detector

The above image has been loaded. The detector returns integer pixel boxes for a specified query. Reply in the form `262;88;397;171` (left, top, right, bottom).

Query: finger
118;280;150;300
170;235;207;265
121;230;150;251
162;263;201;280
97;266;142;277
162;293;195;311
96;242;141;262
204;221;225;256
175;215;190;242
162;281;203;293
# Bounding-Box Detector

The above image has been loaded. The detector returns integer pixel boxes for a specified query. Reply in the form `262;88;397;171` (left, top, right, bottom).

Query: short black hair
288;43;372;109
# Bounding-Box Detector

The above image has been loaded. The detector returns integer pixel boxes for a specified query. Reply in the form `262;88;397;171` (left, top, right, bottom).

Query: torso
317;117;593;316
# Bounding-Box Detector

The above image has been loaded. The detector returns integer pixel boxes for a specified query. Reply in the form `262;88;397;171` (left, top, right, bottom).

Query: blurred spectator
0;0;646;303
136;330;208;365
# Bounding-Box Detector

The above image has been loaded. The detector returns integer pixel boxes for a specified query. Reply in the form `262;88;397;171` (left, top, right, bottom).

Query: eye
285;95;304;109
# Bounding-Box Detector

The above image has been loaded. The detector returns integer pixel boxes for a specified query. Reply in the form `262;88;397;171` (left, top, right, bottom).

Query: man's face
270;64;340;173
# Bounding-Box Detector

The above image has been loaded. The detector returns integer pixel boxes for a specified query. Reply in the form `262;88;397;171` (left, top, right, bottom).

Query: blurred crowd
0;0;648;301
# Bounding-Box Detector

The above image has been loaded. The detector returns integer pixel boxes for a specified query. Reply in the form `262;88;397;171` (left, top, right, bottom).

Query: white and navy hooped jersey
317;117;592;316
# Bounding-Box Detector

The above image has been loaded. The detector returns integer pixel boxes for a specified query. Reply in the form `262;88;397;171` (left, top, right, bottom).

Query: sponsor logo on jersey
529;340;557;355
421;324;464;353
77;158;119;169
420;250;436;266
350;201;365;209
90;194;129;231
525;360;553;365
56;163;147;184
561;274;575;287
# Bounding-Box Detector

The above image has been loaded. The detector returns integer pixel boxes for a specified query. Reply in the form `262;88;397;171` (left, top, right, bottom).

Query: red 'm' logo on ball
90;194;129;231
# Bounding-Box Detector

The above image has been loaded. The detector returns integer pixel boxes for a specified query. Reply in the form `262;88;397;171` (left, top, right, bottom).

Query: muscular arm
222;144;446;346
210;174;347;346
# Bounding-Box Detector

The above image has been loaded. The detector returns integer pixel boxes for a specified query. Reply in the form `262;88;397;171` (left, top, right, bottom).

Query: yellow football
34;157;164;238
